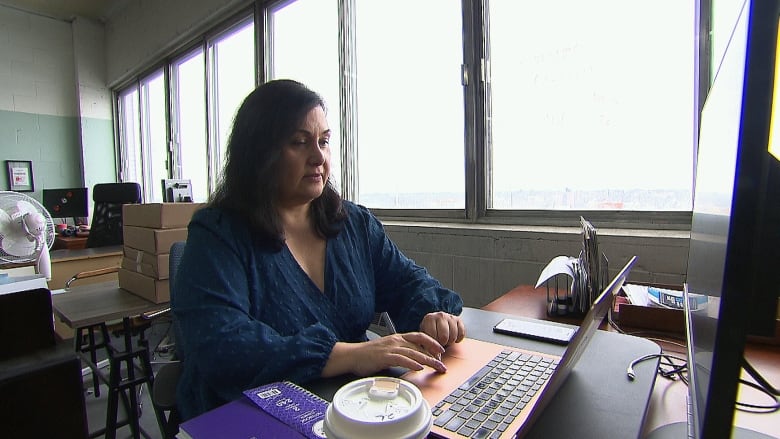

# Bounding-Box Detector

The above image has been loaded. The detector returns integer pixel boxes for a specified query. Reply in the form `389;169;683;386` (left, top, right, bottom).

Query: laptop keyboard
432;350;559;439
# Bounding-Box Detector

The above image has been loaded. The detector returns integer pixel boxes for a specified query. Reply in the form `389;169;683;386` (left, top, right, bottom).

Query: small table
52;281;169;439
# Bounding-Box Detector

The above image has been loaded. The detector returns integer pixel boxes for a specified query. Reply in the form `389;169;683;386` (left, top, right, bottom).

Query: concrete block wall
384;222;689;309
0;6;114;206
72;17;116;191
0;6;81;199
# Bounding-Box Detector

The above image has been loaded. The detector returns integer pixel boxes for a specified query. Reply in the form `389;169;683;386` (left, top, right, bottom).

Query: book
243;381;328;439
176;397;306;439
177;382;330;439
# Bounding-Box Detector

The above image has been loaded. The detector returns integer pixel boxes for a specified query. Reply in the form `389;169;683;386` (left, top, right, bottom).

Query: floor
77;318;175;439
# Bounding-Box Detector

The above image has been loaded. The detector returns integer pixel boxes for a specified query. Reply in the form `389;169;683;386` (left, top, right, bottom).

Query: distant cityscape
360;189;692;211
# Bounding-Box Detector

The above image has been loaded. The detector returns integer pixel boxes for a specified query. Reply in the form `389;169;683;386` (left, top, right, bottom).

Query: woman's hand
322;332;446;378
419;311;466;347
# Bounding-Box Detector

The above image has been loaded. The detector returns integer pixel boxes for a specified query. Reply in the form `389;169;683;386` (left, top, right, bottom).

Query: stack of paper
622;284;708;311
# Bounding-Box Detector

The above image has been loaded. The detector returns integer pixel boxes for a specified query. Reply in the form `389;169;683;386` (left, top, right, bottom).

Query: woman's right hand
322;332;447;378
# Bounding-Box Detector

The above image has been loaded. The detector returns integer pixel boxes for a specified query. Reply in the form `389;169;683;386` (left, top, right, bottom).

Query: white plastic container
323;377;432;439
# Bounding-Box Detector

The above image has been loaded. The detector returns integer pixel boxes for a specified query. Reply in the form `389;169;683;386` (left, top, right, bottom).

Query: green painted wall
0;109;116;217
80;116;117;190
0;109;82;204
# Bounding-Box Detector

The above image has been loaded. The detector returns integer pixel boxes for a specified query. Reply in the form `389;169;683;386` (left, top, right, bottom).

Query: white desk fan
0;191;56;280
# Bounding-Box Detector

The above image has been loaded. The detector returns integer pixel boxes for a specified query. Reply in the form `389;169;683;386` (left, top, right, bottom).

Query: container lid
323;377;432;439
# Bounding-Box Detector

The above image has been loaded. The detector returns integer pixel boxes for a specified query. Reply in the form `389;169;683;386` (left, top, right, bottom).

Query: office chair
151;240;185;439
86;182;142;248
63;182;144;397
65;182;141;287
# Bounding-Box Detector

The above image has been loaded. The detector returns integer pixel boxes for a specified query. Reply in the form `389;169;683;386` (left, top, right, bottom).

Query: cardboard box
616;282;685;334
616;303;685;334
122;203;204;229
118;268;169;303
123;226;188;255
122;246;169;279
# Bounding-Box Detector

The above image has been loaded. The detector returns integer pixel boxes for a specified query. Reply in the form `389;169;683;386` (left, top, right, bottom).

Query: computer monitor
682;1;780;438
42;187;89;224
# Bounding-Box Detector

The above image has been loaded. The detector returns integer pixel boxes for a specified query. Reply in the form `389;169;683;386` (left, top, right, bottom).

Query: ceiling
0;0;127;23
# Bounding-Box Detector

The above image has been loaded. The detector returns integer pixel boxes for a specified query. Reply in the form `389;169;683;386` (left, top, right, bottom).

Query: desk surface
305;307;660;439
51;280;168;329
466;307;659;439
51;245;123;263
485;284;780;438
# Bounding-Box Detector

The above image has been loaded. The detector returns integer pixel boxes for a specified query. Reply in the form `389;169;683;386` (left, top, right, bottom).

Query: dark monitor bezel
684;0;780;437
42;187;89;220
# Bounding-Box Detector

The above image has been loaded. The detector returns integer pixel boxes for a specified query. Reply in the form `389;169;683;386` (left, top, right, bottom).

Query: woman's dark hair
209;79;345;250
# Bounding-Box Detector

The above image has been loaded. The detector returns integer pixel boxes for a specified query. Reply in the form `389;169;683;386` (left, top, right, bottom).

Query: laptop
402;256;638;439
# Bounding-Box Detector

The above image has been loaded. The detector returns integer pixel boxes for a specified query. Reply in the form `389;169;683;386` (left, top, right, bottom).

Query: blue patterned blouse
172;201;463;420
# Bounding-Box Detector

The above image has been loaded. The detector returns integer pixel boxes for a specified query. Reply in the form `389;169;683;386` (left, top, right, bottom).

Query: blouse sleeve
359;206;464;332
172;210;338;406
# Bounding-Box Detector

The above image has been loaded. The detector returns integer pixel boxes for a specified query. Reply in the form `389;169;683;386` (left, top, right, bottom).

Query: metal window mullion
692;0;712;207
163;66;174;182
205;42;221;195
257;1;272;84
463;0;488;222
169;64;183;180
339;0;359;202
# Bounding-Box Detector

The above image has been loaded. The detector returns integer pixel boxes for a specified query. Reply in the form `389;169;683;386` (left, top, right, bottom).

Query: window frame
110;0;711;232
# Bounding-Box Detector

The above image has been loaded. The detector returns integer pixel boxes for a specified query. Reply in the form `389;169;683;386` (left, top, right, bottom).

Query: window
171;49;209;202
115;14;255;203
354;0;465;209
113;1;704;228
139;70;168;202
118;88;141;186
488;0;696;211
270;0;342;191
208;18;256;188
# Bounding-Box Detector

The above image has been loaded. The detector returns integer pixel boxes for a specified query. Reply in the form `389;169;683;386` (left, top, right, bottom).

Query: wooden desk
50;246;123;290
50;246;123;339
51;281;168;439
484;284;780;438
53;235;89;250
51;280;167;329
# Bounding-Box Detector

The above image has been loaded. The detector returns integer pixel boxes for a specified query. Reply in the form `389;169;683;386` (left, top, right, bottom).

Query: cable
607;307;688;351
735;379;780;413
735;357;780;414
742;358;780;396
627;353;688;382
627;353;780;414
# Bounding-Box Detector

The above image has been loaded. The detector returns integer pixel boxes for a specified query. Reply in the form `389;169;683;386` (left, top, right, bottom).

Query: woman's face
276;105;331;207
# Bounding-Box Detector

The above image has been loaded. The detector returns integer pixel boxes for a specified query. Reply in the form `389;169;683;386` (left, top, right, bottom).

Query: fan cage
0;191;56;264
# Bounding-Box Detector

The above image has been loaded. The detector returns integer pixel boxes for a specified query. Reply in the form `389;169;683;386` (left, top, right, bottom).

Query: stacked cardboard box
120;203;204;303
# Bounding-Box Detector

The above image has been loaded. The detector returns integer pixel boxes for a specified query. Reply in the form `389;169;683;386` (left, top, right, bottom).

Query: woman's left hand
419;312;466;347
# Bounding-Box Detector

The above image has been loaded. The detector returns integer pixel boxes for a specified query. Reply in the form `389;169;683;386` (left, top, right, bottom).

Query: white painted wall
0;6;77;116
72;17;116;191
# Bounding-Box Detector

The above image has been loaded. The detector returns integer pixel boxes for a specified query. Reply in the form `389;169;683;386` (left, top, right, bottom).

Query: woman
172;79;465;420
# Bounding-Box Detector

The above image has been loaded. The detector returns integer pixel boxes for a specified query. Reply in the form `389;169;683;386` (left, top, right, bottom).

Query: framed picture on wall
6;160;34;192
